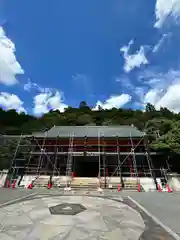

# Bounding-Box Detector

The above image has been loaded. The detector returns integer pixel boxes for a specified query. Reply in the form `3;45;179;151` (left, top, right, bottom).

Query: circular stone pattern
0;196;145;240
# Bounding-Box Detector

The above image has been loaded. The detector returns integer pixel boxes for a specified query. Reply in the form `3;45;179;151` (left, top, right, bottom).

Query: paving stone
26;223;62;240
40;215;75;226
77;216;109;231
0;233;15;240
7;227;32;240
19;203;35;213
75;210;101;223
29;208;50;220
0;194;175;240
103;228;126;240
61;227;89;240
3;215;33;226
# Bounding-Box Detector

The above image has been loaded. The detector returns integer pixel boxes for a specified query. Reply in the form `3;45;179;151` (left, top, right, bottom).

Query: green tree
79;101;91;113
76;114;94;126
145;103;156;112
0;137;31;170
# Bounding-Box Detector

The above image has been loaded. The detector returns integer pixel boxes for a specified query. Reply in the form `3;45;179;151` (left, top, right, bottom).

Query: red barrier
47;183;52;189
117;184;121;192
166;184;172;193
27;183;33;189
12;180;16;189
137;183;141;192
7;180;10;188
157;184;162;192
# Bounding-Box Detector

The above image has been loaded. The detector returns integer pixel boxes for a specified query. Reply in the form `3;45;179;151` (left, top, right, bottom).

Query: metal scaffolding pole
98;130;101;178
130;132;138;179
36;133;47;177
116;136;124;186
110;136;144;177
10;133;23;183
24;140;34;173
102;136;106;188
65;132;74;187
52;133;60;177
33;135;60;178
98;132;105;182
144;135;158;190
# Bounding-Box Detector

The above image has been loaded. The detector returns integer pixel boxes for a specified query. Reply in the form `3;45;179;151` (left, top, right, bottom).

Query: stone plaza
0;189;179;240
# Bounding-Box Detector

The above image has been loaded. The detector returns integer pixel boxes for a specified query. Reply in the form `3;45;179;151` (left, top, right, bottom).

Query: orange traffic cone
137;183;141;192
166;184;172;193
117;184;121;192
157;184;162;192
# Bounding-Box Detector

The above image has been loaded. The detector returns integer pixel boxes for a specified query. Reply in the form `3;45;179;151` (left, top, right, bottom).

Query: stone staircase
52;176;69;188
71;177;138;190
71;177;98;189
107;177;138;190
19;175;139;190
123;178;138;190
33;176;49;187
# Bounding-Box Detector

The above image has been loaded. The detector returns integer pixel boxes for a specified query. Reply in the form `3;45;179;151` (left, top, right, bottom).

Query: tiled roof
32;126;145;138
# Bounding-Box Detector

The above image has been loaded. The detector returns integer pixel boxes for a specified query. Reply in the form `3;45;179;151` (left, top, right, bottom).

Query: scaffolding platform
3;125;170;190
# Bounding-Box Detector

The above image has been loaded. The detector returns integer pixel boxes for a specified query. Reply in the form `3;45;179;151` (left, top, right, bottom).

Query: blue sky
1;0;180;115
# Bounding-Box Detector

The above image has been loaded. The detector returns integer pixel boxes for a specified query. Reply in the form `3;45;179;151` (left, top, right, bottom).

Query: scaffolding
4;129;170;189
65;133;74;188
10;134;24;184
66;133;74;177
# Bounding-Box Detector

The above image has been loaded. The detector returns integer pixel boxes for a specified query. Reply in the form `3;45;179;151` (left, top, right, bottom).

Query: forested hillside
0;101;180;154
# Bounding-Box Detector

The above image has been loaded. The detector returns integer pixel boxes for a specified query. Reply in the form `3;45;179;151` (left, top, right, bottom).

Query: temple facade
9;125;165;182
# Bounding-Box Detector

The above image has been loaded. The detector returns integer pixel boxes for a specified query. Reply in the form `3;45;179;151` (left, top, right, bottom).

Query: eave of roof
32;125;145;138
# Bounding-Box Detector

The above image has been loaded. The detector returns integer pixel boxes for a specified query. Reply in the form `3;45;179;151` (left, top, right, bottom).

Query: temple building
8;125;167;187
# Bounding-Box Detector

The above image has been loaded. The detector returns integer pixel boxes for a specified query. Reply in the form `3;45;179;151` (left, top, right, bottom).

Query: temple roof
32;125;145;138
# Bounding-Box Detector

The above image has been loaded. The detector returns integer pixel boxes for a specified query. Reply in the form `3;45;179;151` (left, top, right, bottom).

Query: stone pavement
0;188;36;205
0;195;145;240
0;192;177;240
128;192;180;238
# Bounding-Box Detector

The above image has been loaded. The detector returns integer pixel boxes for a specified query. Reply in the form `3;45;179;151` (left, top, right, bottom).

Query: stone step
29;176;139;190
71;178;98;187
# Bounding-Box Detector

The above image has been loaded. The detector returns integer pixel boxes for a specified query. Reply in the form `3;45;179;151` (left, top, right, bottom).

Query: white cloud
152;33;170;53
120;40;148;73
143;90;159;106
24;79;51;93
140;70;180;113
23;80;32;92
154;0;180;28
0;92;26;113
155;84;180;111
33;91;68;115
93;94;132;110
143;84;180;113
0;27;24;85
